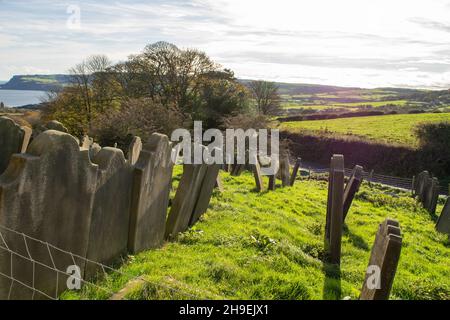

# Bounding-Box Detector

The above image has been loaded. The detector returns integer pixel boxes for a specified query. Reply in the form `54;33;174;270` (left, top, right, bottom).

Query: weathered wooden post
360;219;402;300
343;165;364;221
325;154;345;265
290;158;302;186
436;197;450;235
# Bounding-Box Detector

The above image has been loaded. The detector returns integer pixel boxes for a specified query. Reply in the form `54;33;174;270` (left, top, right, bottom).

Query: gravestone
252;153;264;192
343;165;364;221
127;136;142;165
325;154;345;265
290;158;302;186
279;151;291;187
415;171;430;202
128;134;174;253
267;158;279;191
85;147;133;278
0;116;32;174
423;177;439;214
190;162;221;226
360;219;402;300
0;130;98;299
165;163;208;239
89;143;102;160
45;120;68;133
436;197;450;235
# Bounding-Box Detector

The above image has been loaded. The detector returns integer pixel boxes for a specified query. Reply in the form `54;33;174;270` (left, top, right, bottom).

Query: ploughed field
64;167;450;300
280;113;450;148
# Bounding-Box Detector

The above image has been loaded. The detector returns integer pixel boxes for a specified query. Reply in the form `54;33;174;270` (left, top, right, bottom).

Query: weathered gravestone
360;219;402;300
423;177;439;215
80;135;94;149
290;158;302;186
436;197;450;235
325;154;345;265
189;159;221;227
85;147;133;278
89;143;102;160
165;163;208;239
252;153;264;192
267;158;280;191
415;171;429;202
0;130;98;299
0;116;32;174
128;134;174;253
45;120;68;133
279;151;291;187
343;165;364;221
127;136;142;166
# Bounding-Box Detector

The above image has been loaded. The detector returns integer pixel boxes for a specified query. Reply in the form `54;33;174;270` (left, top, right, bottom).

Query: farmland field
281;113;450;147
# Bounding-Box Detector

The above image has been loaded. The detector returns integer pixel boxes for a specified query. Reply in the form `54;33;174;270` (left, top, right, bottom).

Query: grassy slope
281;113;450;147
65;167;449;300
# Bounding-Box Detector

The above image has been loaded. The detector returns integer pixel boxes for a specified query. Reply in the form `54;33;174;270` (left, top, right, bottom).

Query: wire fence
0;224;218;300
302;165;449;195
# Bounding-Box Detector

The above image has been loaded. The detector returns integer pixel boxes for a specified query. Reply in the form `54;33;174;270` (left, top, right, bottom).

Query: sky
0;0;449;89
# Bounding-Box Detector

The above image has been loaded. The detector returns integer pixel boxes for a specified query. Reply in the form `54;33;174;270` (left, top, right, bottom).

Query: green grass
281;113;450;147
63;168;449;300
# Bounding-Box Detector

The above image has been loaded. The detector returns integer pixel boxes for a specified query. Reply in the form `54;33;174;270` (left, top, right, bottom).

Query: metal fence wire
0;224;217;300
303;166;448;195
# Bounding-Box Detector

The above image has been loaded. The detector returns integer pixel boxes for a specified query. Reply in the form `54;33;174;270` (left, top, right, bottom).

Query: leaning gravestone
127;136;142;165
190;162;221;226
325;154;345;265
85;147;133;278
436;197;450;235
343;165;364;221
45;120;68;133
0;116;32;174
0;130;98;299
360;219;402;300
128;134;174;253
166;160;208;239
290;158;302;186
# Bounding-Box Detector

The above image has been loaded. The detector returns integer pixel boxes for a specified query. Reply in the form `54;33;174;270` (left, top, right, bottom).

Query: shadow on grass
322;234;342;300
343;224;369;251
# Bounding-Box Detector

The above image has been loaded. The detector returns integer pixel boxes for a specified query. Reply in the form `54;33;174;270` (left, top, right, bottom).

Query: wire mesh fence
0;224;217;300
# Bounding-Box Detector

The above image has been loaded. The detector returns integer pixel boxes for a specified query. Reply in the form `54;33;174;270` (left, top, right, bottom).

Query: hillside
0;75;71;91
63;167;449;300
280;113;450;148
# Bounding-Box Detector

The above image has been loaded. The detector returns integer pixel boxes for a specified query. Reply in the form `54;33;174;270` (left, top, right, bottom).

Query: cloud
0;0;449;88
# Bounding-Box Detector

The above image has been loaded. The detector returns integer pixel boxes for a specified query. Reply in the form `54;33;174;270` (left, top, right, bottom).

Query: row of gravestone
0;117;220;299
228;151;303;192
324;154;402;300
413;171;449;235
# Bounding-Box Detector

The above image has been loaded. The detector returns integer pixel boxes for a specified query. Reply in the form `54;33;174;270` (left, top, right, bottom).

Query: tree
68;55;118;130
249;80;281;115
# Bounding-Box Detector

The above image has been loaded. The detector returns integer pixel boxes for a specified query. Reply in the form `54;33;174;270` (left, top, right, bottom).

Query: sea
0;89;47;108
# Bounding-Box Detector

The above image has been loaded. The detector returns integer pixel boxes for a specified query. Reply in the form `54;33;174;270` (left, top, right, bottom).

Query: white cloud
0;0;449;88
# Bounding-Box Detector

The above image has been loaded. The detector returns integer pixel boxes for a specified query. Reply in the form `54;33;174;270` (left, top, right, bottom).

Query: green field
281;113;450;147
64;168;449;300
282;100;410;110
